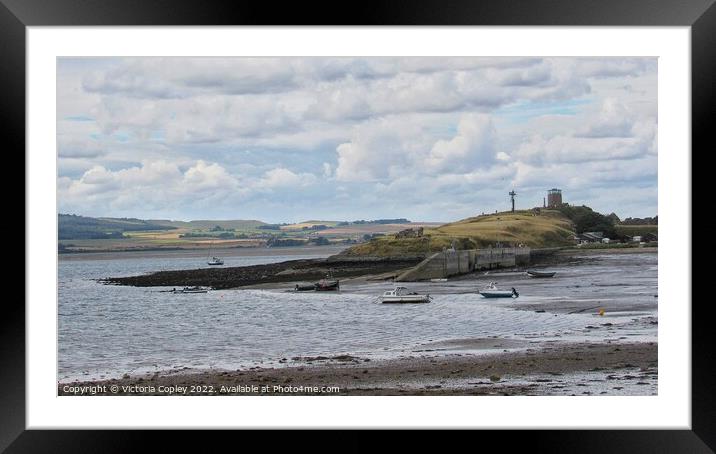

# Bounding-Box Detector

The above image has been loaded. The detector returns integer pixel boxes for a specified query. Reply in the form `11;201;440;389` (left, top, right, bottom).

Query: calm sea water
58;249;657;381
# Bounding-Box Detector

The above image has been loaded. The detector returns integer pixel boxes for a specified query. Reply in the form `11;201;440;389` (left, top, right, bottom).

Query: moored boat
478;282;519;298
526;270;556;278
378;286;431;304
206;241;224;265
315;279;340;291
172;286;209;294
315;272;340;291
207;256;224;266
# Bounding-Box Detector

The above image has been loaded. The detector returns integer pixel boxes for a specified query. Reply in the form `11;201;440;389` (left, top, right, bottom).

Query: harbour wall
395;247;531;282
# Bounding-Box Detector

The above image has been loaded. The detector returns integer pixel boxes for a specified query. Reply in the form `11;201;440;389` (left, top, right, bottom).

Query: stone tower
547;188;562;207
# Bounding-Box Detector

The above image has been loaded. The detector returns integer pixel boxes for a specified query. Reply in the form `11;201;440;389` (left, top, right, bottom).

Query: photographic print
56;56;657;397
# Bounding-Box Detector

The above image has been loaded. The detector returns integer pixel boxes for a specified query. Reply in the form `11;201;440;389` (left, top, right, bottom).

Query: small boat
526;270;556;278
315;271;340;291
294;283;316;292
315;279;340;291
478;282;519;298
430;278;448;282
207;256;224;266
172;286;209;294
206;241;224;265
378;286;431;304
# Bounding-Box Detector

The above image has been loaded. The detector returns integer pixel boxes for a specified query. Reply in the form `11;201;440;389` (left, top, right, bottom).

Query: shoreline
100;256;424;289
98;247;656;290
58;341;657;396
59;244;351;261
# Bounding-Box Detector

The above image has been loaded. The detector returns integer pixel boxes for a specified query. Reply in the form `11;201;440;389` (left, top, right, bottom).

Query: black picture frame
6;0;709;450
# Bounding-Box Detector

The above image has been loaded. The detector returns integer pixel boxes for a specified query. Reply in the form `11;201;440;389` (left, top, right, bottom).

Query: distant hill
340;209;575;257
147;219;267;230
282;220;340;230
59;214;176;240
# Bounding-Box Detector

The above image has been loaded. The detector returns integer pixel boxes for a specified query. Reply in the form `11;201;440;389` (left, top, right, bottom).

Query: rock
489;375;501;382
331;355;356;362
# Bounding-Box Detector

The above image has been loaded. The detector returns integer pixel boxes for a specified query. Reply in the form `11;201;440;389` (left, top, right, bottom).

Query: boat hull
479;291;517;298
315;281;340;291
526;270;555;278
380;296;431;304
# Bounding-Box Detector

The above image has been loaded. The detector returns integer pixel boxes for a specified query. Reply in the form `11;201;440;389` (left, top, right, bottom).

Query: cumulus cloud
513;95;656;166
577;98;635;138
183;160;237;190
257;167;316;189
59;160;238;214
426;113;496;172
334;116;428;182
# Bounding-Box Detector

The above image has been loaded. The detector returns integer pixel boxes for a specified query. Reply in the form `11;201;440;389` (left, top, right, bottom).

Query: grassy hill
59;214;176;240
340;209;575;257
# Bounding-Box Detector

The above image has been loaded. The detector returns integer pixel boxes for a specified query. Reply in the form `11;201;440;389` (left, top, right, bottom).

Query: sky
57;57;657;223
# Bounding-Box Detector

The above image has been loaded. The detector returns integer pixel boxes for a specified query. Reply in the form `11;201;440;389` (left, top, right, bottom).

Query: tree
556;204;618;238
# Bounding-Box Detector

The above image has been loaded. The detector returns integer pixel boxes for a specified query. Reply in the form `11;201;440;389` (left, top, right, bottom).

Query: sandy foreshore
58;341;656;396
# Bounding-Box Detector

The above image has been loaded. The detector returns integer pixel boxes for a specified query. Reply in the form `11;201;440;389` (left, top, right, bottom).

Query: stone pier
394;247;531;281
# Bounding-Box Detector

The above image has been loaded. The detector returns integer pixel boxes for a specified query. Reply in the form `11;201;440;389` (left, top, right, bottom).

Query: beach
58;341;656;396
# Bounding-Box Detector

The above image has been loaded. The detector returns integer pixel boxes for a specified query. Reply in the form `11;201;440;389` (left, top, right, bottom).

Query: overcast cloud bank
57;57;657;222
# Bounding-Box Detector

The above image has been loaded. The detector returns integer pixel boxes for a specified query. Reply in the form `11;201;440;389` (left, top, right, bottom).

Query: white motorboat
207;241;224;265
378;286;431;304
478;282;519;298
207;256;224;266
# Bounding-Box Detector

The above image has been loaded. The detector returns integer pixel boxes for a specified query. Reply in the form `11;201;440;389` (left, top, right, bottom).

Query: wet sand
58;341;656;396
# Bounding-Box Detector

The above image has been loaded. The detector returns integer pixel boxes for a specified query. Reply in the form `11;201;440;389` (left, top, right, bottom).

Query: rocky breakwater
100;256;424;289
